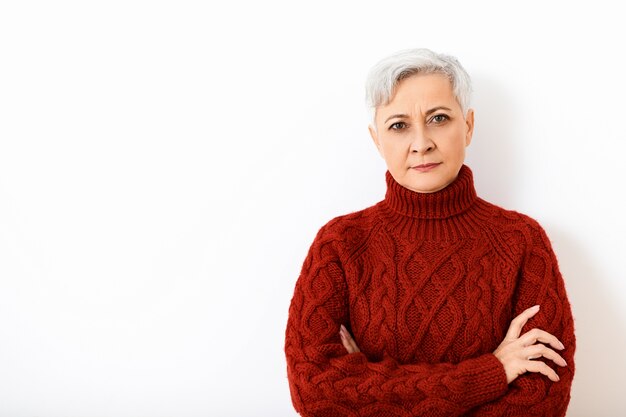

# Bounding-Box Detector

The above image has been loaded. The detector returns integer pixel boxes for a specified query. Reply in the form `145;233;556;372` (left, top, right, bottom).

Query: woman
284;48;575;417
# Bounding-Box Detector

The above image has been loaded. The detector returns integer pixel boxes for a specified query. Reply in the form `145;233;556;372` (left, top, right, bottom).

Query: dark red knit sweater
285;165;575;417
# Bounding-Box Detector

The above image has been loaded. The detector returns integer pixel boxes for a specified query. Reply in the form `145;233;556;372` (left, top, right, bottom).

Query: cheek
380;140;403;158
386;145;409;166
441;128;468;152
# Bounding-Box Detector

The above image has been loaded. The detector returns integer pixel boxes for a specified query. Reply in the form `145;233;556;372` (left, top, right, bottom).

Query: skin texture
368;73;475;193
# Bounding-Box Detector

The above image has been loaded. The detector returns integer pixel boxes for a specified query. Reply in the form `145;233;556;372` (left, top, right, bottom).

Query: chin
403;173;451;193
404;181;446;193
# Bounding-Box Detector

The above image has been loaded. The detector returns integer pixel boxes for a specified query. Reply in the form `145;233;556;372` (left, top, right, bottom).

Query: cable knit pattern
285;165;575;417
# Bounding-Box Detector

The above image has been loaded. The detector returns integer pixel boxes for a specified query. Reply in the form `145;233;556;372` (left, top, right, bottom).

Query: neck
383;165;477;220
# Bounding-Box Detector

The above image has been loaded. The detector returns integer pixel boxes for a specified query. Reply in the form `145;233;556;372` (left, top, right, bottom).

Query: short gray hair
365;48;472;128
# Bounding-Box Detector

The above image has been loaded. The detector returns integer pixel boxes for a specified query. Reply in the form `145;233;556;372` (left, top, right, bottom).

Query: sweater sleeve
285;222;508;417
468;221;576;417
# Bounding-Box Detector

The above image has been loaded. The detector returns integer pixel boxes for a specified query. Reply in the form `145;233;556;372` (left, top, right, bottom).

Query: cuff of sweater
454;353;508;409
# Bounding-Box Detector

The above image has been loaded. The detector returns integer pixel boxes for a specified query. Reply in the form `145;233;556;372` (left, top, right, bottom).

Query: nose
410;131;435;154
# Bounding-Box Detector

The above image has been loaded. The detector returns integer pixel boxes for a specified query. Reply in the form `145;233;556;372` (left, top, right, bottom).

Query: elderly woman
284;48;575;417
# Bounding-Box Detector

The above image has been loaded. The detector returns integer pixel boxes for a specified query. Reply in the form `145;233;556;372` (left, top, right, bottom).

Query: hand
339;324;360;354
493;305;568;384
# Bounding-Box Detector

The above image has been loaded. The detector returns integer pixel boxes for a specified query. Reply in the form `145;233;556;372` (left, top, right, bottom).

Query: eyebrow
384;106;453;124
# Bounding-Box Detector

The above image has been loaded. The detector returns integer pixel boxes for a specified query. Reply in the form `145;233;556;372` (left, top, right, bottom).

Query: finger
519;328;565;351
524;344;567;367
339;329;354;353
525;359;560;382
339;325;360;354
505;305;540;340
345;330;360;353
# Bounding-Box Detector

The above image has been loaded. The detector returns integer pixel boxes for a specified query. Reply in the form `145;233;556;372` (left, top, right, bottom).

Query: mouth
412;162;442;172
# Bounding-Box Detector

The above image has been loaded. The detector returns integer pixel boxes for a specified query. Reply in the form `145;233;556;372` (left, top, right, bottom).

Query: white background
1;1;624;416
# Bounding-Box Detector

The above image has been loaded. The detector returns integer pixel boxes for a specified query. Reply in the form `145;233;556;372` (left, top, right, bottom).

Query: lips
412;162;441;172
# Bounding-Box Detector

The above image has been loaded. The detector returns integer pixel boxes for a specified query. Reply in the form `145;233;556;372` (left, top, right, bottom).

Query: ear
464;108;475;147
368;124;384;158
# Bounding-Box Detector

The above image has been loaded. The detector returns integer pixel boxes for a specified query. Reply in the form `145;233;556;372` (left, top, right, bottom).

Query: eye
389;121;407;130
430;114;449;124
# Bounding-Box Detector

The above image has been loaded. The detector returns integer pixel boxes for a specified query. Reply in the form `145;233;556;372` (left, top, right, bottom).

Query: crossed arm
341;305;567;384
285;222;575;416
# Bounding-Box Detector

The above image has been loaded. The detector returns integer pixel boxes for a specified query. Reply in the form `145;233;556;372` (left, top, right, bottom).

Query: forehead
384;73;458;110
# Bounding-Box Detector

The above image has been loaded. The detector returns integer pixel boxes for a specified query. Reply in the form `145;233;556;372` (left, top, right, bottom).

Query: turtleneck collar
383;165;477;219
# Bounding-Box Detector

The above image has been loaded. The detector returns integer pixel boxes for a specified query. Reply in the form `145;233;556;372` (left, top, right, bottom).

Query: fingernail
340;324;346;333
532;305;540;310
559;341;565;350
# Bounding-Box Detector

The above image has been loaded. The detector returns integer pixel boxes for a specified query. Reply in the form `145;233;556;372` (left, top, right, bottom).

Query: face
369;73;474;193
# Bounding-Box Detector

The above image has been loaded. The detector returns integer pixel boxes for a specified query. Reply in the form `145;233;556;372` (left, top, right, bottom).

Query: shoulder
312;202;384;255
474;198;555;256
